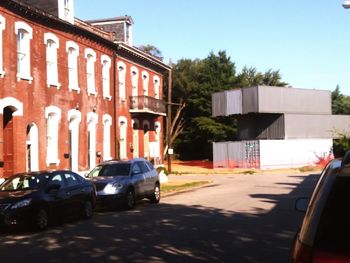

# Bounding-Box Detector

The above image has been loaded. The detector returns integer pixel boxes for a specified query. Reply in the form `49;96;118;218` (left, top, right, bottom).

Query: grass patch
161;181;211;193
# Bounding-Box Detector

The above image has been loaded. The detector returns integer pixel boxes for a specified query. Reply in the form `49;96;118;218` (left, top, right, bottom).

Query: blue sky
75;0;350;95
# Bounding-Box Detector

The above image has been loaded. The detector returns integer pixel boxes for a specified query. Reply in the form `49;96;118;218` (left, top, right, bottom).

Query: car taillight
292;239;313;263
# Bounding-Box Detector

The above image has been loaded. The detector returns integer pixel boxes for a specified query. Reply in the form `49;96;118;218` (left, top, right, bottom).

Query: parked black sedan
0;170;96;230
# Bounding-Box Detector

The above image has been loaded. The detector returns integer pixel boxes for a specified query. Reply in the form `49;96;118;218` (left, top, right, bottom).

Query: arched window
15;21;33;82
45;106;61;166
153;76;160;99
118;61;126;101
119;116;127;159
44;33;60;88
87;112;98;169
26;123;39;172
101;55;111;99
131;66;139;97
143;120;150;159
0;15;5;77
66;41;79;92
132;119;139;158
142;71;149;96
85;48;96;95
103;114;112;161
68;109;81;172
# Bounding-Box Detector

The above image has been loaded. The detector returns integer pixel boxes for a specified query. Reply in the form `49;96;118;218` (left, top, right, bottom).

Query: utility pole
167;59;172;173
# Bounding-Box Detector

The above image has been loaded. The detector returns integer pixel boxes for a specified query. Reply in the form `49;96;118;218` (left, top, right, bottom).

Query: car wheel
33;208;49;231
150;183;160;204
125;189;135;210
82;200;93;219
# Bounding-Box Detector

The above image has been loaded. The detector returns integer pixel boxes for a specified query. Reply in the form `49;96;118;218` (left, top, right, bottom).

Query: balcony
129;96;166;116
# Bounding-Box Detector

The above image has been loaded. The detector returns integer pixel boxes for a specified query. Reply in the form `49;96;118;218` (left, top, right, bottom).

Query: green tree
138;44;162;59
331;86;350;156
166;50;287;160
332;85;350;114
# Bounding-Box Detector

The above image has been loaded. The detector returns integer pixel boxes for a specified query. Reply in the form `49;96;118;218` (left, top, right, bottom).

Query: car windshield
314;176;350;254
0;174;50;191
88;163;131;177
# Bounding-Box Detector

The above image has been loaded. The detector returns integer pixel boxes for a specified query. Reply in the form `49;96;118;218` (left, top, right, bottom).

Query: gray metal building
212;86;350;169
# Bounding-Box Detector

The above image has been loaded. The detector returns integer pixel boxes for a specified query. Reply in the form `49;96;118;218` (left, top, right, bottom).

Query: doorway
3;107;14;178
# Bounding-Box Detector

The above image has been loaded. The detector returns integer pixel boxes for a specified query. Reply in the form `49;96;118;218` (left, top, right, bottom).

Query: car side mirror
295;198;309;213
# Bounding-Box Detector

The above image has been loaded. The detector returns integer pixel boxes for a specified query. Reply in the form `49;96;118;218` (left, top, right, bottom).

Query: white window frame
66;41;80;92
132;119;139;158
15;22;33;83
44;33;60;88
27;123;39;172
142;71;149;96
103;114;112;161
143;120;150;159
153;76;160;99
0;15;5;78
101;55;111;100
119;116;128;159
87;112;98;169
58;0;74;24
85;48;97;96
131;66;139;97
68;109;81;172
118;61;126;102
45;106;61;166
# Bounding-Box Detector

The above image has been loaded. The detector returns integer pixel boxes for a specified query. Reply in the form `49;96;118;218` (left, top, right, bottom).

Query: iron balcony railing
129;96;166;116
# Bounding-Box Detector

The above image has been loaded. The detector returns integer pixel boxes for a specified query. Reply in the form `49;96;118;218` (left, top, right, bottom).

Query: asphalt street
0;172;319;263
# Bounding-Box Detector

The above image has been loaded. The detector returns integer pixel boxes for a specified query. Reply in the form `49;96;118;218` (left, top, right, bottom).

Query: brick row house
0;0;169;178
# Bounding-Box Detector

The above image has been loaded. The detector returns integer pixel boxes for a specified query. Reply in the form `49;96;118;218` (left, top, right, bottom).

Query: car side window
138;161;150;173
64;172;80;187
48;174;65;188
131;163;142;175
145;161;155;171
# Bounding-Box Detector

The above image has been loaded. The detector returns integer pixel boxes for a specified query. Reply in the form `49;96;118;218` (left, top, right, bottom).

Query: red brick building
0;0;169;178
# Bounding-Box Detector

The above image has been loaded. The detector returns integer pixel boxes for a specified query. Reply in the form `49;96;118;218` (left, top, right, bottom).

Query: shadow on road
0;173;320;263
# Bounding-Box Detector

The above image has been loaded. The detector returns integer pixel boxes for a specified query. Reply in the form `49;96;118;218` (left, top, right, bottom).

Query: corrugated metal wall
237;113;285;140
226;90;242;115
213;139;333;170
212;92;226;117
213;141;260;169
212;86;332;117
284;114;350;138
258;86;331;114
242;87;259;114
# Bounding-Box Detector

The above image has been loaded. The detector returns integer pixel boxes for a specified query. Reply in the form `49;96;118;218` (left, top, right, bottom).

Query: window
85;48;96;96
153;76;160;99
118;61;126;101
64;172;80;187
103;114;112;161
49;174;65;188
0;15;5;77
87;112;98;169
142;71;149;96
58;0;74;24
119;116;127;159
44;33;60;88
132;119;139;158
101;55;111;99
15;22;33;83
131;67;139;97
66;41;79;92
45;106;61;166
68;109;81;172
